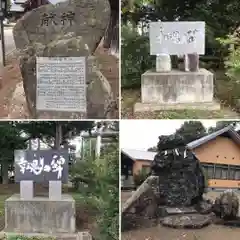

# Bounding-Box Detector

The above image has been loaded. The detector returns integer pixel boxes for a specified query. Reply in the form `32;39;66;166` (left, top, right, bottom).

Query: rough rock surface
122;176;160;230
161;213;213;229
151;147;205;206
13;0;115;119
213;190;239;220
195;199;213;215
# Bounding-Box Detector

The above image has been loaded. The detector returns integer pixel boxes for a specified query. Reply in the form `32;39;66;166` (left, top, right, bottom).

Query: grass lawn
121;70;240;119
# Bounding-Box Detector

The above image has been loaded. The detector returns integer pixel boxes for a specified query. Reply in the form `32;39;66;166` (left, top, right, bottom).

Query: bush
133;168;149;187
217;35;240;80
215;35;240;109
121;24;155;88
71;143;119;240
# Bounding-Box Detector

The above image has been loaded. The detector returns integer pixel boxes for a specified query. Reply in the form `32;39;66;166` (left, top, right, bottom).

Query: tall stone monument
13;0;115;119
4;138;90;239
134;21;221;112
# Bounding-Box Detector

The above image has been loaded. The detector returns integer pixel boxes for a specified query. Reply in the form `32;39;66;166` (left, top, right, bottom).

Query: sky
120;120;218;151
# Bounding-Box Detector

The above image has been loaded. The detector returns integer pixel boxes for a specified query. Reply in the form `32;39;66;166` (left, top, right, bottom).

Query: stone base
134;101;221;112
3;232;92;240
161;214;213;229
5;194;75;234
141;68;214;104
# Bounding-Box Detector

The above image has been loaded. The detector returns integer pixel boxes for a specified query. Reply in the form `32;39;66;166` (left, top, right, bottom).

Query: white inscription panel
36;57;86;112
149;21;205;55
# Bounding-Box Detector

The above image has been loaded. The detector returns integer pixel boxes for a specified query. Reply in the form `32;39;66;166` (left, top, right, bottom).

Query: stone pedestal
156;54;171;72
5;194;75;234
134;68;220;112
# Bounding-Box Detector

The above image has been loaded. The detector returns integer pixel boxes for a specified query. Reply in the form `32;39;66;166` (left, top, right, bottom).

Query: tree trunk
1;161;9;184
103;10;119;53
54;122;62;149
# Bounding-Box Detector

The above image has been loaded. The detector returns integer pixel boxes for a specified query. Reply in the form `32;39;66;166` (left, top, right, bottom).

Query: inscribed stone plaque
36;57;87;112
14;149;69;183
149;21;205;55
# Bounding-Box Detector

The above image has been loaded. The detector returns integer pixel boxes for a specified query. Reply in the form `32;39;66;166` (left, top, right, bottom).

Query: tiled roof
187;125;240;149
121;148;156;161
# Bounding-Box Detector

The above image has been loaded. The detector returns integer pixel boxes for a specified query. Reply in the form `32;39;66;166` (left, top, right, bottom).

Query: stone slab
165;207;198;215
134;101;221;112
5;194;75;234
161;214;213;229
149;21;205;55
49;181;62;200
141;68;214;104
20;181;33;200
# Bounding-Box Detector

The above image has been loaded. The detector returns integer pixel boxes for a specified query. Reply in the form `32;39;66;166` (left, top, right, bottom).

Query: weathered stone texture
13;0;115;119
151;147;205;206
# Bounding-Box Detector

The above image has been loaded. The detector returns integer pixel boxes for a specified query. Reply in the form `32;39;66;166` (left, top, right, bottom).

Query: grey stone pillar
20;180;33;200
49;180;62;200
156;54;171;72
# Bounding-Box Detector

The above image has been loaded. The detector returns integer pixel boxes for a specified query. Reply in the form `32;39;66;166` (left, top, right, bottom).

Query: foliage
156;121;207;151
133;168;149;187
16;121;94;147
71;143;119;240
121;24;155;88
217;35;240;81
6;236;55;240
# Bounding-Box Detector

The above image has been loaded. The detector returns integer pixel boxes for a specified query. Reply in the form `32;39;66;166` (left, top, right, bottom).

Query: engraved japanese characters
149;21;205;72
14;144;69;183
36;57;86;112
13;0;115;119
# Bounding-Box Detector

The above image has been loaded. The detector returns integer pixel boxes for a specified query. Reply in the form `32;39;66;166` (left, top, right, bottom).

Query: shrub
71;143;119;240
133;168;149;187
121;24;155;88
217;35;240;80
215;35;240;109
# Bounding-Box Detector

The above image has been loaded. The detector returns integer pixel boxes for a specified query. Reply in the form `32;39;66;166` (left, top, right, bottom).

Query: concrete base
141;68;214;104
3;232;92;240
134;101;221;112
5;194;75;234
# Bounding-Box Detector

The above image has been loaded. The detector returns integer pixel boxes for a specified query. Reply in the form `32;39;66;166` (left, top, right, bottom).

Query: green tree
0;122;26;183
16;121;94;148
71;143;119;240
208;121;238;133
157;121;207;151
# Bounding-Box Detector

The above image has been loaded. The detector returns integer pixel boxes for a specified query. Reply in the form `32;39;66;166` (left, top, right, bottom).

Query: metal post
0;18;5;66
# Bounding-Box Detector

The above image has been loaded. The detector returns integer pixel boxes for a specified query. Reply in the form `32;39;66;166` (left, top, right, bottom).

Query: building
122;125;240;190
187;125;240;190
121;148;156;188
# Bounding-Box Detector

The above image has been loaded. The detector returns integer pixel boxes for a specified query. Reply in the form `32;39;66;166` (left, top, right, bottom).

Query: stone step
158;206;198;218
166;207;198;215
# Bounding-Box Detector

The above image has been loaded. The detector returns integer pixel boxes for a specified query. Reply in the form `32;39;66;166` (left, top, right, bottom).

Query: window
202;164;214;179
229;167;236;180
236;170;240;180
215;166;222;179
221;167;228;179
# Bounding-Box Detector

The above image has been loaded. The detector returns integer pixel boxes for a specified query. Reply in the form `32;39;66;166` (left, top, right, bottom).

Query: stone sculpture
13;0;115;119
122;147;210;231
151;147;205;206
213;190;239;220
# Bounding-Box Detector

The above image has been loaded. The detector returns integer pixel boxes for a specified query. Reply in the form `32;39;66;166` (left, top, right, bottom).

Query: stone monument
13;0;116;119
134;21;221;112
4;138;91;239
122;147;214;230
